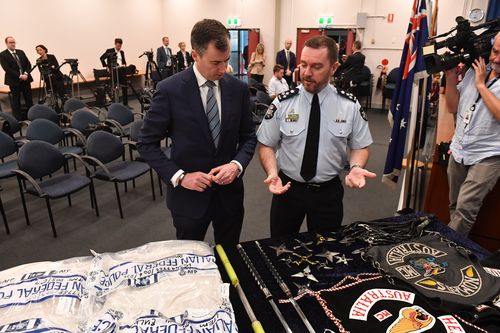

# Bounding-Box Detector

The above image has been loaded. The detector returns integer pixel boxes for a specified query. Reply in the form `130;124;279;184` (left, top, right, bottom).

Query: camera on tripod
139;50;154;62
64;58;80;73
423;16;499;74
105;51;118;68
36;58;52;77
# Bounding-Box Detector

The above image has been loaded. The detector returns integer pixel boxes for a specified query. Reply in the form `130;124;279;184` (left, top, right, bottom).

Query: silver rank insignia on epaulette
338;89;358;103
264;103;277;120
277;88;299;102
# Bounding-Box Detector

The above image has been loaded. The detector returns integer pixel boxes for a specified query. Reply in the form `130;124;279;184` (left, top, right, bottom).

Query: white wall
0;0;163;87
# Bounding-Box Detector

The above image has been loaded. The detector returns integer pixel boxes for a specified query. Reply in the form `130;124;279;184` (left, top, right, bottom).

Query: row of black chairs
0;101;160;237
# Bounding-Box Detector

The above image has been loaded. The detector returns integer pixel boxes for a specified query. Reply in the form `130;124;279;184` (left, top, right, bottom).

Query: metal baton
237;244;293;333
255;241;316;333
216;244;265;333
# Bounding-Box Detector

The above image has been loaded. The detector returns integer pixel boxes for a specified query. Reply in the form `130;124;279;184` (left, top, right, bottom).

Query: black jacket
0;49;33;86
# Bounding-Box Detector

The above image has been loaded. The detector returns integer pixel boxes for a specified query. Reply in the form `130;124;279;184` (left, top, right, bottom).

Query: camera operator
100;38;128;106
35;44;66;107
444;32;500;237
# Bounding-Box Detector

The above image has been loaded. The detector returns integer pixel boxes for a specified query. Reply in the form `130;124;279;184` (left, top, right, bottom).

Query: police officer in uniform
257;36;376;238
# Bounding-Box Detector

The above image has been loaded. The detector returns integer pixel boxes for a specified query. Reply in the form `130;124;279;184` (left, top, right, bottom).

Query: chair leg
73;157;77;171
114;182;124;219
90;180;99;217
0;196;10;234
158;173;163;196
16;176;30;226
45;197;57;238
132;178;136;188
124;182;128;192
67;194;72;206
149;169;156;201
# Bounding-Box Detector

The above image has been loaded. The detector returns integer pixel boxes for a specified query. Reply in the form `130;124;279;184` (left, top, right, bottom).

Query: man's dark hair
4;36;13;43
353;40;362;50
191;19;230;55
35;44;48;53
273;64;284;73
304;36;338;64
115;38;123;45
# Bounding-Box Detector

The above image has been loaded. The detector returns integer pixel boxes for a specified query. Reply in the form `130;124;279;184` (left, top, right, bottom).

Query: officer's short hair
115;38;123;45
273;64;284;73
191;19;230;56
304;36;338;64
353;40;362;50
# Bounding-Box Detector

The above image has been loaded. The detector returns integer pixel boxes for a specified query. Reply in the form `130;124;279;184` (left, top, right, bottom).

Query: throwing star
315;250;340;263
291;266;319;283
335;254;353;265
269;244;293;256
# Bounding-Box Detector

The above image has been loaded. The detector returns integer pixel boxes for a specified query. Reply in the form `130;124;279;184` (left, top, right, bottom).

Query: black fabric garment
300;93;320;181
366;233;500;312
317;276;492;332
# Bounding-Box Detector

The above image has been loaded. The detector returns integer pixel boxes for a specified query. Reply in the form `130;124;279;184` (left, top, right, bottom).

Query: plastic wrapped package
82;240;238;332
0;256;92;332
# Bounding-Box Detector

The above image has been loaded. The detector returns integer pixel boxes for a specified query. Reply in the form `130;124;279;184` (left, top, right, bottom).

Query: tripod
69;66;88;98
38;73;59;110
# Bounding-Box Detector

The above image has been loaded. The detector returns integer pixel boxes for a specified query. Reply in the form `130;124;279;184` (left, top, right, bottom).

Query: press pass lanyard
464;71;498;125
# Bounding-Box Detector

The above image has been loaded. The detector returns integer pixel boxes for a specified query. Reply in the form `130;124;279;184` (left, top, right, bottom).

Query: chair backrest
256;90;272;105
108;103;134;126
87;130;123;164
27;104;59;123
26;119;64;145
64;98;87;114
71;109;100;133
359;66;371;82
129;120;144;142
0;112;20;134
387;67;400;84
18;140;65;179
0;131;17;159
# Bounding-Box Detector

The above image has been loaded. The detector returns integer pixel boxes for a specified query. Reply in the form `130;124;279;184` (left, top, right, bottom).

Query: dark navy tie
205;80;221;147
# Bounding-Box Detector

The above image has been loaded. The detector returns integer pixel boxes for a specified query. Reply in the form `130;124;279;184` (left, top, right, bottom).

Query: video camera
105;51;118;68
64;58;79;73
423;16;499;74
36;58;51;76
139;50;154;63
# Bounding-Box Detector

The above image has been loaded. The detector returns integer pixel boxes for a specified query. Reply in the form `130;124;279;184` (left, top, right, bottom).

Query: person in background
249;42;266;83
138;19;257;247
176;41;193;71
336;40;366;87
444;32;500;237
276;39;296;87
100;38;129;106
35;44;66;108
157;36;174;79
268;64;289;99
257;35;375;238
0;36;33;120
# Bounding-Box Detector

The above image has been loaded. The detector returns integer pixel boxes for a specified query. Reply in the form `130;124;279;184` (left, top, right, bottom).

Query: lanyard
464;71;498;125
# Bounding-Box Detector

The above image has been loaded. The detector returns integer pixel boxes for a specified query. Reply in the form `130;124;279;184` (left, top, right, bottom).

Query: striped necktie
12;51;22;74
205;80;221;147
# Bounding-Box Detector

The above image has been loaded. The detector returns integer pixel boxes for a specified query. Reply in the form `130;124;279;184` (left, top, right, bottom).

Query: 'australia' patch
264;103;277;120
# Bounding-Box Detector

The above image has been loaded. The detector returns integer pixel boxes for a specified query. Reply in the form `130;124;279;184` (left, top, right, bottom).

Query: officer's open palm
264;175;291;195
345;167;377;189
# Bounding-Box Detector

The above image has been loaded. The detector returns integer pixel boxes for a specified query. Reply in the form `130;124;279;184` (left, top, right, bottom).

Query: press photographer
424;17;500;237
100;38;129;106
35;44;66;109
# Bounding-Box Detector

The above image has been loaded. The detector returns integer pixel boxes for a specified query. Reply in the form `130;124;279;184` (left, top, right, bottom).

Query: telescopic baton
255;241;316;333
237;244;293;333
216;244;265;333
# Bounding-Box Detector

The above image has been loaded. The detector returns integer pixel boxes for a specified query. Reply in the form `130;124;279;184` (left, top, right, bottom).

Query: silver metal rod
237;244;293;333
255;241;315;333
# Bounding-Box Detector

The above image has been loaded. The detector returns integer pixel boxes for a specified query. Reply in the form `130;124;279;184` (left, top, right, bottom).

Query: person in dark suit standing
138;19;257;247
157;37;174;79
275;39;296;86
337;40;366;86
176;41;193;71
0;36;33;120
100;38;128;106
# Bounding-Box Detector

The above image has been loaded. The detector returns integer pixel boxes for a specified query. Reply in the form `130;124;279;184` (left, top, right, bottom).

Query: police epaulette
338;89;358;103
277;88;299;102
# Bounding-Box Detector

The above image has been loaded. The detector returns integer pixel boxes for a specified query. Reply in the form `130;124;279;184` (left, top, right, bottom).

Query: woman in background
176;42;193;71
35;44;66;109
249;43;266;83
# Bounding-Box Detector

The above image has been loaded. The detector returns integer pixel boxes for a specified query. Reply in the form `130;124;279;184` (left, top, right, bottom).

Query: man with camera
444;32;500;237
0;36;33;120
100;38;128;106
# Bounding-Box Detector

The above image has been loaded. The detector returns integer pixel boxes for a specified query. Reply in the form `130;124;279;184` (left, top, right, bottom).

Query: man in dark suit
0;36;33;120
157;37;174;79
275;39;296;86
138;19;257;247
337;40;366;86
100;38;128;105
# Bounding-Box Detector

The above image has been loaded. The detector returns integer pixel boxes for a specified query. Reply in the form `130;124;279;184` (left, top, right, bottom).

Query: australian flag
383;0;430;184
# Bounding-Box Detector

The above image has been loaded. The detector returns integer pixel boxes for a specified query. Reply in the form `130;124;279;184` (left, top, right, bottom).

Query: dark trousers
284;74;293;87
250;74;264;83
10;81;33;120
270;171;344;238
171;193;244;248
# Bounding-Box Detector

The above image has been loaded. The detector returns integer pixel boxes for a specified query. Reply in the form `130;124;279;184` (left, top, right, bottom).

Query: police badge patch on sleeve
264;103;277;120
360;107;368;121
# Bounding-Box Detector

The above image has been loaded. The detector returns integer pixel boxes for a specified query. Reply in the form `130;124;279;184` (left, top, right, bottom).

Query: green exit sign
227;17;241;27
318;16;333;27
